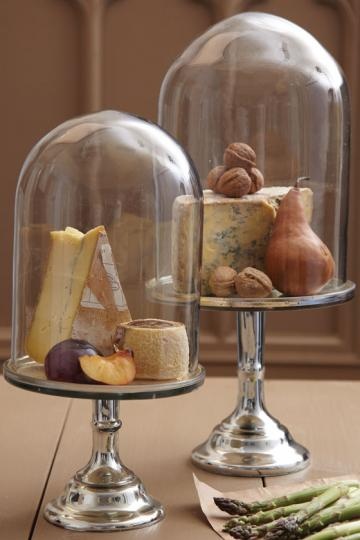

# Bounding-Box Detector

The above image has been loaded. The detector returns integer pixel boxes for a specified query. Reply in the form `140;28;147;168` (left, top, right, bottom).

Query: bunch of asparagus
214;481;360;540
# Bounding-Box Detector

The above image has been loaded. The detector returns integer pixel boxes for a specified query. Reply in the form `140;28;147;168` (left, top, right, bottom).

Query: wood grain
264;380;360;486
3;378;360;538
0;376;70;540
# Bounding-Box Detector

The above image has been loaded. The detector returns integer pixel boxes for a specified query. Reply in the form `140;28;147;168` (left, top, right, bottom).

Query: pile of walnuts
206;142;264;198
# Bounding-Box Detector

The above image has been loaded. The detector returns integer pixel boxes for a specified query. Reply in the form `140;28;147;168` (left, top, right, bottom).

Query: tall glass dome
8;110;203;395
159;13;354;477
159;12;350;298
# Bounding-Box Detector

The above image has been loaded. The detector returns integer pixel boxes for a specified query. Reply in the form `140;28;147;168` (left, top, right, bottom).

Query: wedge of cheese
26;225;131;363
171;195;200;294
172;187;313;295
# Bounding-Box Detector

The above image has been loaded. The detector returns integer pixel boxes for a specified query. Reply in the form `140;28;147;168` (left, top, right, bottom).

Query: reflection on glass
11;111;203;388
159;12;350;298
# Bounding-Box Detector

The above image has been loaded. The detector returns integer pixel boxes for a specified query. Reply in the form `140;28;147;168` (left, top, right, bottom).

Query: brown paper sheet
193;474;360;539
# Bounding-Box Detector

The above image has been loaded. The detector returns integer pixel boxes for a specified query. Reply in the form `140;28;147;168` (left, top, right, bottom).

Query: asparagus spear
304;490;360;525
226;495;360;539
227;524;261;539
224;503;307;530
228;515;360;540
224;489;360;534
335;487;360;505
214;482;359;516
300;501;360;535
341;488;360;500
263;484;354;540
303;520;360;540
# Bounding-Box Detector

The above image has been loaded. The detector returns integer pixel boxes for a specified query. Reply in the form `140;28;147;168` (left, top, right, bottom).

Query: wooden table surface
1;376;360;539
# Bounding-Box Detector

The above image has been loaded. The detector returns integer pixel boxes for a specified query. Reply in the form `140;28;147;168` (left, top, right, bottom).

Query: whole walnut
209;266;237;297
224;142;256;170
249;167;264;193
206;165;226;190
235;267;273;298
214;167;251;198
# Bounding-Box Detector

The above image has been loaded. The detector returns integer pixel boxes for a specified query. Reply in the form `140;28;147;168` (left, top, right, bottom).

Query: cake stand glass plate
200;280;355;311
4;357;205;400
147;275;355;311
7;110;204;531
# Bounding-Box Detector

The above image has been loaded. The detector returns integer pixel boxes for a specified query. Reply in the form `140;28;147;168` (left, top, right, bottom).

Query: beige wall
1;0;360;378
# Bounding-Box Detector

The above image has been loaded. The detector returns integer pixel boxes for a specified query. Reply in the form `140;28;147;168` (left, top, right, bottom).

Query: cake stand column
45;399;164;531
192;310;310;476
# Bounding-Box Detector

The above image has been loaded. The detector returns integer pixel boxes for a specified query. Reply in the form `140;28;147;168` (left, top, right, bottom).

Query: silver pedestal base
192;410;310;476
45;473;164;531
43;400;164;532
192;311;310;477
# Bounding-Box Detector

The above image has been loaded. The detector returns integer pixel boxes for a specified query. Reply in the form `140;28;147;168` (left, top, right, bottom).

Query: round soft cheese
118;319;189;380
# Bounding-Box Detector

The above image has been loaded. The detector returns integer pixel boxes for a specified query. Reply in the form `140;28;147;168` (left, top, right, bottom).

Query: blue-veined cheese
172;187;313;295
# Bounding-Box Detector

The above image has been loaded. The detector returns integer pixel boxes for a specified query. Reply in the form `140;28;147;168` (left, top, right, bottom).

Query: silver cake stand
192;280;355;477
3;358;205;531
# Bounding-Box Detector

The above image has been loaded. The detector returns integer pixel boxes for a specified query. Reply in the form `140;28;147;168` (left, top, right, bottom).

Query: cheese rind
26;225;131;363
119;319;189;380
171;195;199;294
172;187;313;295
26;229;87;362
71;228;131;354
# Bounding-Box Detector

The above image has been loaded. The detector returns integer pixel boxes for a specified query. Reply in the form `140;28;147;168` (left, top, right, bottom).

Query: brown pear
265;182;335;296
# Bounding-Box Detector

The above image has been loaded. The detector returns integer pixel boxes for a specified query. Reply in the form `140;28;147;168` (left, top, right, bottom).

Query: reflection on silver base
44;400;164;531
192;312;310;477
45;472;164;531
192;411;310;477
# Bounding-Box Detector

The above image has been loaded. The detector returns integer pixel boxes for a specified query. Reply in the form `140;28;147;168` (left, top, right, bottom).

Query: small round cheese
119;319;189;380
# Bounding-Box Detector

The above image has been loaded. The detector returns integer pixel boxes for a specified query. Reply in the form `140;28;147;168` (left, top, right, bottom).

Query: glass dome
159;12;352;302
9;110;203;396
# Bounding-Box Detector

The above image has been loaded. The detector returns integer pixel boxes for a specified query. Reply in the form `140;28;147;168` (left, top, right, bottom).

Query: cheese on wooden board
118;319;189;380
26;225;131;363
172;187;313;295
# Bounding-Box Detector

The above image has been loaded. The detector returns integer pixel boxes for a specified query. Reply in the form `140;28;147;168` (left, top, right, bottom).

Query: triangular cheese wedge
26;225;131;363
71;227;131;355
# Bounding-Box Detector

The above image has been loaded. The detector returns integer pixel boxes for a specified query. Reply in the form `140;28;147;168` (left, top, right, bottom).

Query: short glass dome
159;12;352;301
9;110;203;394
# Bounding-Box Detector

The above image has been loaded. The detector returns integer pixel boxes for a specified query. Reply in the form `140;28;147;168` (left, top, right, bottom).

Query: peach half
79;350;136;385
